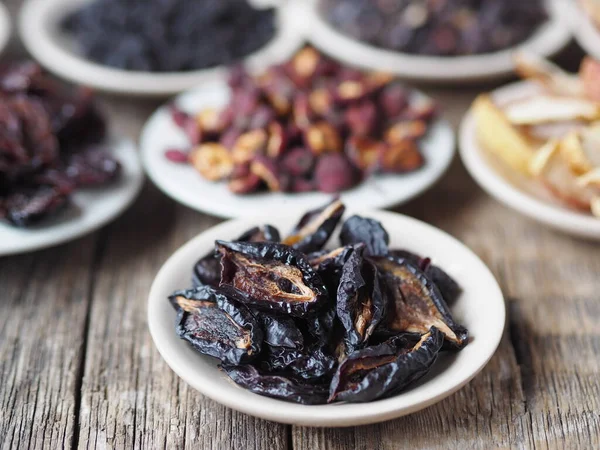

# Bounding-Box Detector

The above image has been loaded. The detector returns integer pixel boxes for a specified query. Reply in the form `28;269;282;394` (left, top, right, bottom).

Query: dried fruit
379;141;424;173
232;129;268;164
281;147;315;177
345;102;377;136
189;143;234;181
304;122;343;155
340;215;389;256
250;156;284;192
385;121;427;145
315;153;359;193
217;241;329;316
170;286;263;365
345;136;383;172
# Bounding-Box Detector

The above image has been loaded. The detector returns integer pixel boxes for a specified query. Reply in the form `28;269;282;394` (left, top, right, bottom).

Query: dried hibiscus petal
328;327;443;403
221;365;329;405
216;241;328;316
340;215;390;256
282;197;345;253
337;246;385;352
169;286;263;365
372;256;468;349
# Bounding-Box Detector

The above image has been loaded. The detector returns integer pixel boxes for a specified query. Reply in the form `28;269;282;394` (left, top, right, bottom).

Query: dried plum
221;365;329;405
217;241;328;316
328;327;444;403
340;215;389;256
193;225;280;287
372;256;468;349
169;286;263;365
260;314;304;349
283;198;345;253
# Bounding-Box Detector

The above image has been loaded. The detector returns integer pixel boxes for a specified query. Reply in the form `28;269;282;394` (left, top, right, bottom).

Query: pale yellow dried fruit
577;168;600;188
591;197;600;217
560;132;594;175
514;53;584;97
529;139;560;177
504;95;600;125
473;94;535;174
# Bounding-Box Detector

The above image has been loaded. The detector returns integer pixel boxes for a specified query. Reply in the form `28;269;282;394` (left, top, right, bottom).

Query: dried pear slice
514;53;584;97
504;96;600;126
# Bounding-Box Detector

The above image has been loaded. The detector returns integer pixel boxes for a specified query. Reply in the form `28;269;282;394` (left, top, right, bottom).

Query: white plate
0;137;143;256
299;0;571;83
18;0;304;96
140;79;455;219
0;2;11;57
566;0;600;60
459;81;600;240
147;209;505;426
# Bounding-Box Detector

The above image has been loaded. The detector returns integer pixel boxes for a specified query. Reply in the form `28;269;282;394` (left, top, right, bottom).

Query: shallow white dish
140;79;455;219
18;0;304;96
566;0;600;60
0;2;11;57
148;209;505;426
299;0;571;83
0;137;143;256
459;81;600;240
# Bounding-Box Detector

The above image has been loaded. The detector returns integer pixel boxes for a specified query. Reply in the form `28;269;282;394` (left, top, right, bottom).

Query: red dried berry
314;153;358;193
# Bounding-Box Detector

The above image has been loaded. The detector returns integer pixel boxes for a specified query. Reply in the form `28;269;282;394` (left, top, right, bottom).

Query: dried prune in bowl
216;241;328;317
337;246;386;352
340;215;389;256
282;197;345;253
169;286;263;365
259;314;304;349
328;327;444;403
372;256;468;349
221;365;329;405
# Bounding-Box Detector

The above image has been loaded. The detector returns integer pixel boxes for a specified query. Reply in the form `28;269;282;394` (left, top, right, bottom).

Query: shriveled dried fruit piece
4;187;70;227
259;314;304;349
266;122;287;158
217;241;328;316
304;122;342;155
345;102;377;136
228;173;262;194
189;143;234;181
340;215;389;256
473;94;535;175
314;153;359;193
283;197;345;253
402;97;436;122
221;365;328;405
379;83;409;118
281;147;315;177
379;141;424;173
504;95;600;125
373;256;468;349
309;88;334;116
337;246;385;352
308;246;354;295
288;47;321;85
196;108;225;137
169;286;263;365
232;129;268;164
384;120;427;145
514;53;584;98
250;156;284;192
328;328;444;403
193;225;280;287
345;136;383;172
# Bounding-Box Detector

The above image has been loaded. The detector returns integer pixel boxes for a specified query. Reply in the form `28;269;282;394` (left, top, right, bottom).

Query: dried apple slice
473;95;535;174
514;53;584;97
592;197;600;217
504;96;600;126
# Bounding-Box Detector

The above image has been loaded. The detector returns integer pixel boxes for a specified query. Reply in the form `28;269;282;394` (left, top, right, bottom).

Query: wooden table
2;3;600;447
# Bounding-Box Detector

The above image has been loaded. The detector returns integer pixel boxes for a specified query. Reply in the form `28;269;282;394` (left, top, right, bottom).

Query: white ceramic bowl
140;79;455;219
18;0;304;96
148;209;505;426
0;2;11;57
0;137;143;256
299;0;571;83
566;0;600;60
459;81;600;240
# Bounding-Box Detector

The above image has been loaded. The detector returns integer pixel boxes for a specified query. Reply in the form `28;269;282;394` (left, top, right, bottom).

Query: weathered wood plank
76;186;289;450
0;238;97;450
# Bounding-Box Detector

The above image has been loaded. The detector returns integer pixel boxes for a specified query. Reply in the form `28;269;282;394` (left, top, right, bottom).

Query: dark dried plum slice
169;286;263;365
259;314;303;349
193;225;281;287
372;256;468;349
221;365;329;405
337;246;385;352
4;186;70;227
307;245;354;294
328;327;443;403
216;241;328;317
340;215;389;256
282;198;345;253
388;249;462;307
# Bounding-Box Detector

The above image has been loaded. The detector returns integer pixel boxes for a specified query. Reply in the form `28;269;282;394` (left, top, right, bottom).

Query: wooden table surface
2;3;600;448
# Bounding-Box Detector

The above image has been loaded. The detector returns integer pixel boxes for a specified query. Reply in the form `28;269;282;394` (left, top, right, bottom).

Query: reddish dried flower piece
189;143;234;181
266;122;288;158
384;120;428;145
314;153;358;193
232;129;268;164
345;136;384;172
164;149;189;163
281;147;315;177
304;122;343;155
251;155;283;191
379;141;424;173
345;102;377;136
